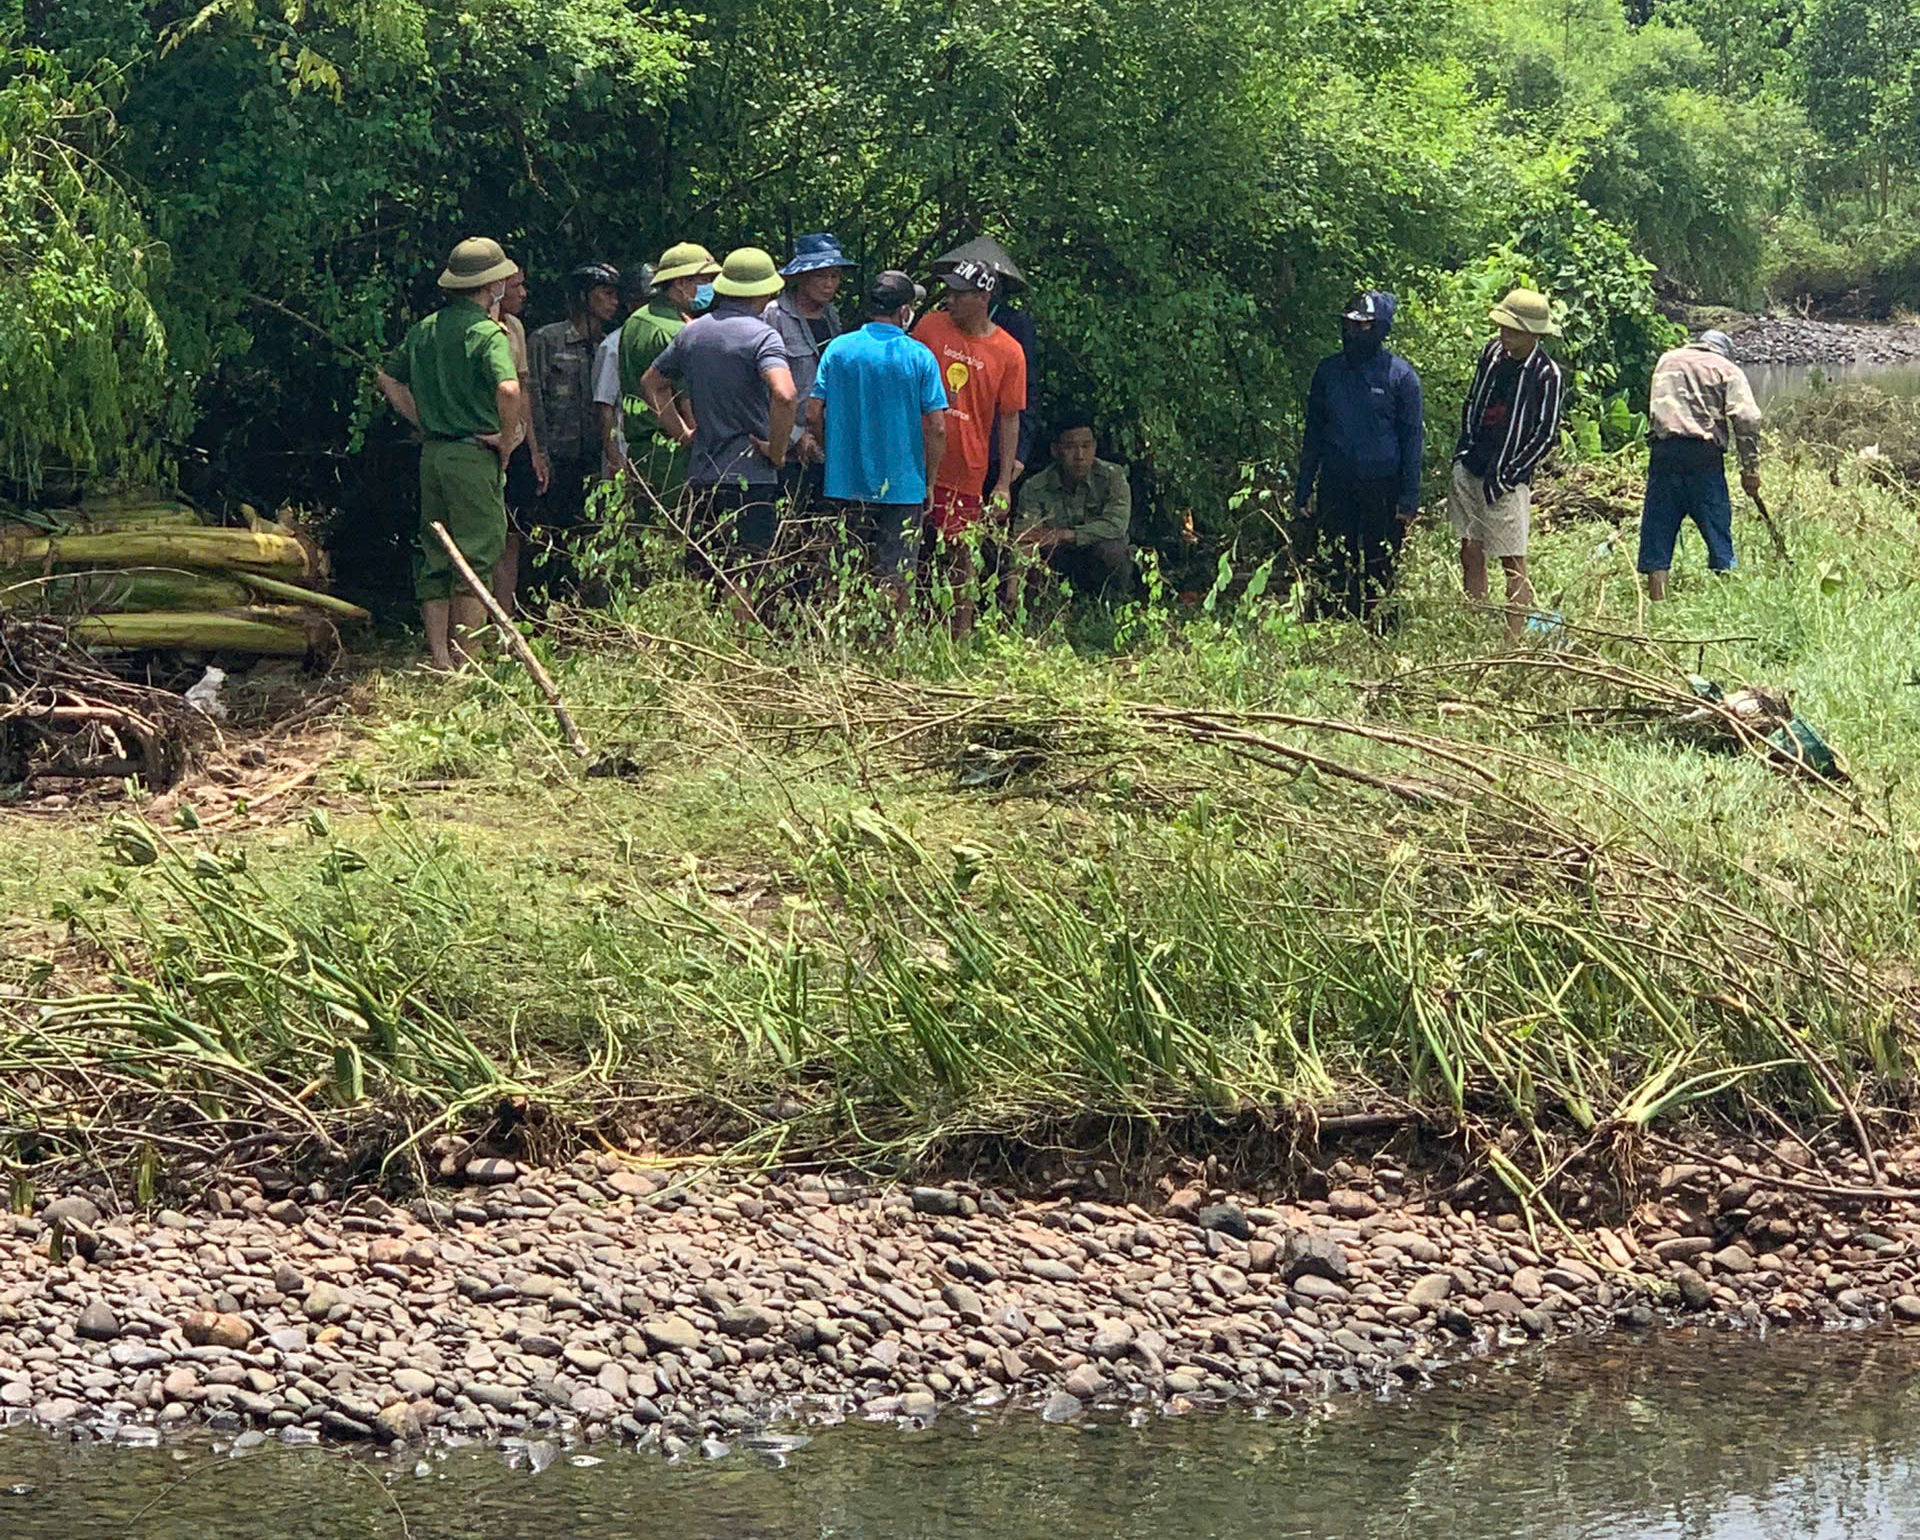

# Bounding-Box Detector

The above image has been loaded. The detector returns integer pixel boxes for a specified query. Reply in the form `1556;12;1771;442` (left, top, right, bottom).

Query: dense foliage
4;0;1915;551
0;43;175;491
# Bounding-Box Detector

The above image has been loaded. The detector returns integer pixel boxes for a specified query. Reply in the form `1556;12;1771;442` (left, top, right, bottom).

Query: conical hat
932;236;1027;294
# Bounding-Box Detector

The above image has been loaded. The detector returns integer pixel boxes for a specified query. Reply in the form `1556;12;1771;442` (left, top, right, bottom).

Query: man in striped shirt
1449;288;1564;640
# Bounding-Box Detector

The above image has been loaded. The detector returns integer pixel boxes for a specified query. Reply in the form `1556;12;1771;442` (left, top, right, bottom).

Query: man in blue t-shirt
806;270;948;614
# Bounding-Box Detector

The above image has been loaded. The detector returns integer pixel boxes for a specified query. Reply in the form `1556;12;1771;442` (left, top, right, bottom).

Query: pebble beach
4;1142;1917;1455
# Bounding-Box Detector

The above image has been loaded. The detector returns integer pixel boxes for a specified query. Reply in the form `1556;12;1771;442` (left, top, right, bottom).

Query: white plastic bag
184;665;228;721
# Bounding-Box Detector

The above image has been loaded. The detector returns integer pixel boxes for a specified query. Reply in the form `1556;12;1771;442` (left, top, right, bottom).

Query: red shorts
929;485;985;539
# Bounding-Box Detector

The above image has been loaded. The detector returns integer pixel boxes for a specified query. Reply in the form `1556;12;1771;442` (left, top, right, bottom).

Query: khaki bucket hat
712;247;785;299
438;237;517;291
1489;288;1558;336
654;241;720;285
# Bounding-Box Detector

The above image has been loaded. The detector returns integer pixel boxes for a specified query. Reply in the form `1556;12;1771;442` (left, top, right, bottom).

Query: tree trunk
1882;152;1891;221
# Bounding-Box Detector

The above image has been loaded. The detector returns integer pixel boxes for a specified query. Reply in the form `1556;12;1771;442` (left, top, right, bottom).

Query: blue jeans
1638;463;1735;575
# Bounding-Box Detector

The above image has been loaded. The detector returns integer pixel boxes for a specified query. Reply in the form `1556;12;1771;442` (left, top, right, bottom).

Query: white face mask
485;281;507;310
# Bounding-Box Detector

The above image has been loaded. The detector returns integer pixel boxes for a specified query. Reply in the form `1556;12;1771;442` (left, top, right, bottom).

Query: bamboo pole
71;611;321;655
0;528;313;576
233;570;370;620
428;521;591;760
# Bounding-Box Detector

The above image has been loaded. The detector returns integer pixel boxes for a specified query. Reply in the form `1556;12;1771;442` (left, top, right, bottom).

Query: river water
1745;358;1920;408
4;1327;1919;1539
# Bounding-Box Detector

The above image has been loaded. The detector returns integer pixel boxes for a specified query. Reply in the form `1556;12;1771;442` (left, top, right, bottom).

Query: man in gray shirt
641;247;797;593
768;232;852;512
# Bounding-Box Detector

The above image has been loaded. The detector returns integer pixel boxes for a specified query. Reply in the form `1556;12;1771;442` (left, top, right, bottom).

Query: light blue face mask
692;282;715;314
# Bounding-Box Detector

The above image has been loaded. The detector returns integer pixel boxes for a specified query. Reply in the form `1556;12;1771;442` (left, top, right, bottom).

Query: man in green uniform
612;241;720;504
374;237;524;670
1013;417;1133;597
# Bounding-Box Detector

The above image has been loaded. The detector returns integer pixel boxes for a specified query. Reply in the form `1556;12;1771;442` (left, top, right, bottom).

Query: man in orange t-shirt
912;260;1028;638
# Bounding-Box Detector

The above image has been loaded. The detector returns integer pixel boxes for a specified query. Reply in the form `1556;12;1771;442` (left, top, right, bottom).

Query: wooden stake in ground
428;521;591;760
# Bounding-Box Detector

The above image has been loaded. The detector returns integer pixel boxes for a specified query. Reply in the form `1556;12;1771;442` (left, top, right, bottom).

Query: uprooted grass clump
3;446;1919;1212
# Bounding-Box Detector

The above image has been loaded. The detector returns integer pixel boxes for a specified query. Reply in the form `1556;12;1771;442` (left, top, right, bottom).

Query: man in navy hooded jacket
1294;291;1424;624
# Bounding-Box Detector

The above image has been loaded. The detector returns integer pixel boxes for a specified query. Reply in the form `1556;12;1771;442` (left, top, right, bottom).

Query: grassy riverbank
5;438;1918;1205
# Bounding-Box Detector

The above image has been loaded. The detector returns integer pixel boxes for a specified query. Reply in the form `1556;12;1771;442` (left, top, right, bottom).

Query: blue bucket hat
780;232;854;277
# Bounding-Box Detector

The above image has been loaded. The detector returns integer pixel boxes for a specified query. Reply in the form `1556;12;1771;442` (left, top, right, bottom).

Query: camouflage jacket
1649;345;1762;473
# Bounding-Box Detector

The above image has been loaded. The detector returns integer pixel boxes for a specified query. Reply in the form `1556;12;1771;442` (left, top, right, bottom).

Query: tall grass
5;432;1919;1196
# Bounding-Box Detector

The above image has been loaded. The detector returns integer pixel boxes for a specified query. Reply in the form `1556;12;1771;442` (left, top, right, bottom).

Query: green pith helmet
654;242;721;284
711;247;785;299
438;237;516;291
1489;288;1558;336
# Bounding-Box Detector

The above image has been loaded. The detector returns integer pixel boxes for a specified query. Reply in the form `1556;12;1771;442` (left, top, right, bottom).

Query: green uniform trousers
414;440;507;602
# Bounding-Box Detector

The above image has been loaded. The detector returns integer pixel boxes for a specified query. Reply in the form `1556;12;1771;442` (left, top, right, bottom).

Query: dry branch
430;521;591;759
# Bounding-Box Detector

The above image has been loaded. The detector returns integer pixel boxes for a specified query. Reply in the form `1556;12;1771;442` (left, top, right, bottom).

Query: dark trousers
684;482;780;583
535;454;594;532
504;443;539;527
1314;476;1404;621
527;453;596;596
779;460;825;515
832;499;923;580
1046;538;1133;598
1639;453;1735;575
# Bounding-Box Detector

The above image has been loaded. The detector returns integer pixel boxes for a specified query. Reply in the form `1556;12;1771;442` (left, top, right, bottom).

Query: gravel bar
3;1145;1914;1455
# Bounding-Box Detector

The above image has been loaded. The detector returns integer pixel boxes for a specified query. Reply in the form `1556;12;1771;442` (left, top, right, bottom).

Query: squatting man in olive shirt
1011;418;1133;599
374;237;526;672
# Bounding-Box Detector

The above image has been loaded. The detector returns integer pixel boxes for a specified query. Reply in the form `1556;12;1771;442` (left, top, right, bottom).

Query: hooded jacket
1295;291;1424;514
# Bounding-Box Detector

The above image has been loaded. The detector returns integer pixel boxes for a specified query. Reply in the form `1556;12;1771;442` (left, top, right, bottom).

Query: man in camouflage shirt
1640;329;1763;601
528;261;620;586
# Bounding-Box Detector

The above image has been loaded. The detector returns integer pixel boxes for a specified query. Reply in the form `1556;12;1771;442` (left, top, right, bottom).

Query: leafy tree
4;0;1704;558
1657;0;1801;98
1799;0;1920;217
0;40;176;490
25;0;692;484
1459;0;1797;301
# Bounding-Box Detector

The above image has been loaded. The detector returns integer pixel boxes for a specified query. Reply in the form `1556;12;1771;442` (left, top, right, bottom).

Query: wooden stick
1749;491;1792;565
428;521;591;760
203;763;322;826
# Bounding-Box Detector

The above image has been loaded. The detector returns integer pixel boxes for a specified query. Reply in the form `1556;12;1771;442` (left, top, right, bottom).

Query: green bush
1761;212;1868;309
1576;81;1792;306
1456;2;1789;307
1396;187;1680;463
1763;216;1920;315
1851;226;1920;315
0;42;178;491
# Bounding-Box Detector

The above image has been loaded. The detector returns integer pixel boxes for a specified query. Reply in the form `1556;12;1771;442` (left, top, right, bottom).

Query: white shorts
1448;462;1530;559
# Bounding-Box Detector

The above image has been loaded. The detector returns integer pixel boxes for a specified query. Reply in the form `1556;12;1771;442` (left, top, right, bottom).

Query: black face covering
1342;323;1380;364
